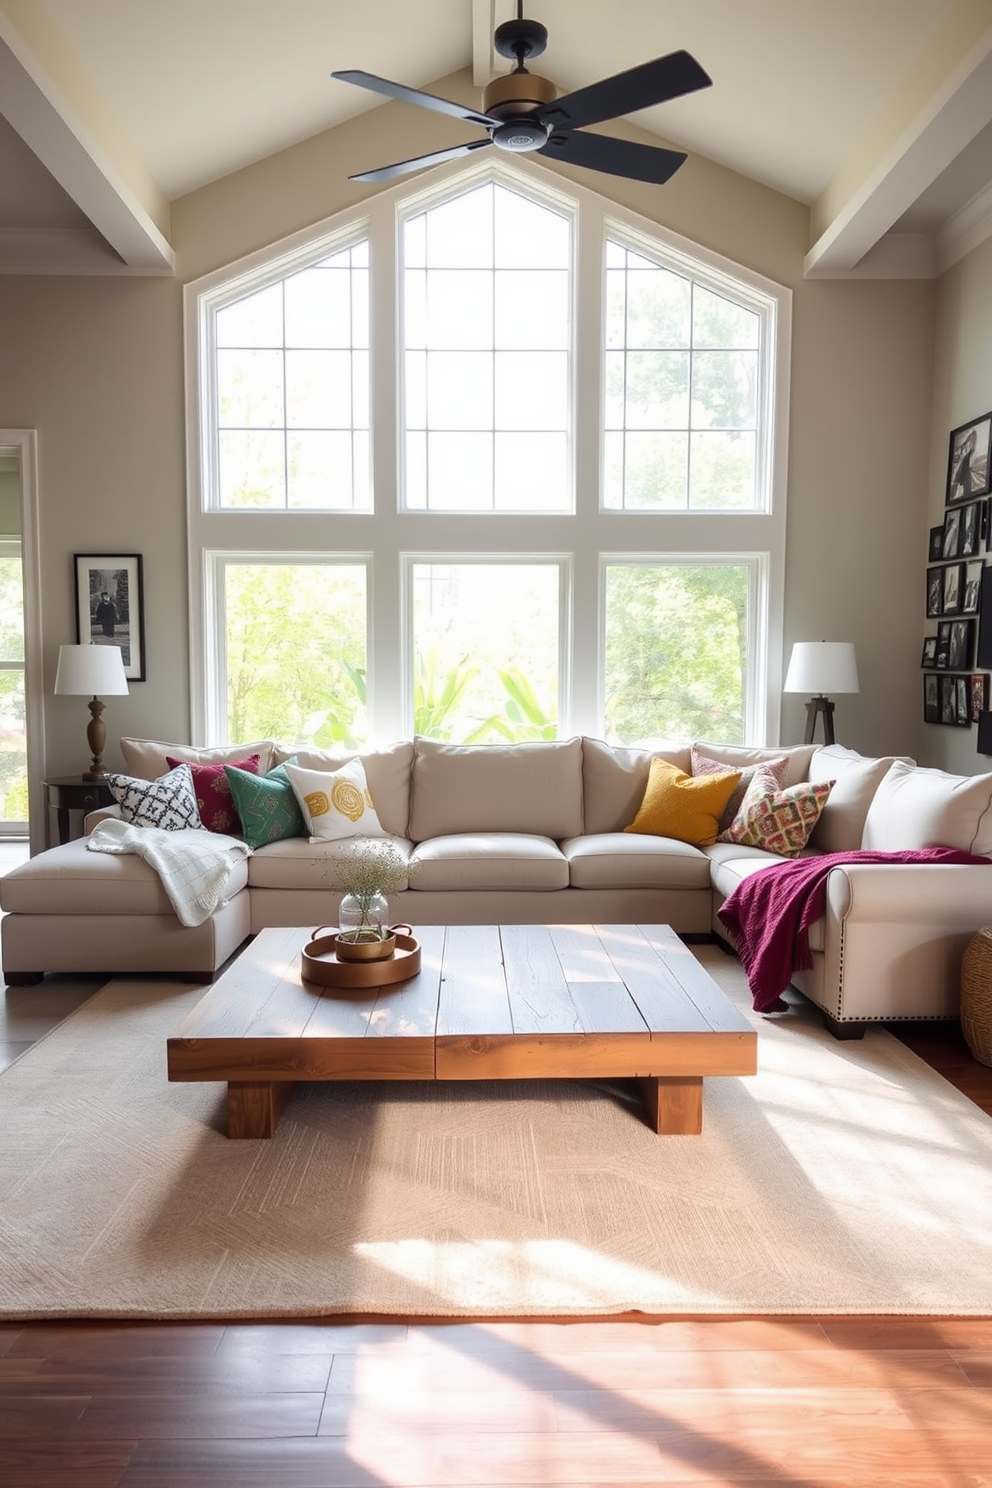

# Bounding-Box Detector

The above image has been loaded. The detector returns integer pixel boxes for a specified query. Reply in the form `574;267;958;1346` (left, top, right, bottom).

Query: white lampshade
54;643;129;697
784;641;859;696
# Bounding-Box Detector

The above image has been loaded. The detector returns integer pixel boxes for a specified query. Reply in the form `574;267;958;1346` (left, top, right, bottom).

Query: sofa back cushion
407;737;583;842
269;741;414;837
862;760;992;855
806;744;913;853
581;736;692;834
121;737;276;780
690;740;817;788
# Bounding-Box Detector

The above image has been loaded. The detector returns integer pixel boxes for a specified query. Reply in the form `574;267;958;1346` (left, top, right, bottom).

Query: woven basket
960;926;992;1068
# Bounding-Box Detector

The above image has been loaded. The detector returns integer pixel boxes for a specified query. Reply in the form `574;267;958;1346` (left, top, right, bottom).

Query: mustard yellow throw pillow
624;758;742;846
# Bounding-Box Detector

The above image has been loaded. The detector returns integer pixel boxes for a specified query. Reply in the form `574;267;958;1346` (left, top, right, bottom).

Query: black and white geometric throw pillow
104;763;206;831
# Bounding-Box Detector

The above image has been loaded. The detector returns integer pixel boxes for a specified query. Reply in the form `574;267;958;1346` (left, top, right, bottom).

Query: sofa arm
804;861;992;1022
83;804;122;833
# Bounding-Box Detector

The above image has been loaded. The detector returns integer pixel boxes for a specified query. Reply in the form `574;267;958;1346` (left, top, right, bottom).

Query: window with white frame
186;158;789;749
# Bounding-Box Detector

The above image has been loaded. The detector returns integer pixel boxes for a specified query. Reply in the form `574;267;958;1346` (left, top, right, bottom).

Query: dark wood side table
44;776;115;846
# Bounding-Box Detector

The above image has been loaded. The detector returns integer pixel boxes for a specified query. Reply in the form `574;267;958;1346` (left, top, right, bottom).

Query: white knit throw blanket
87;819;251;927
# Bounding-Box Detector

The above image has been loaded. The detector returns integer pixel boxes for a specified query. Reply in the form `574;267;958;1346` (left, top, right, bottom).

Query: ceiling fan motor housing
482;70;557;121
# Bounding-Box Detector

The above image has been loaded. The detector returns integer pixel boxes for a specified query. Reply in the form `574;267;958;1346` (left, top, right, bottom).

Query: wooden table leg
227;1080;294;1139
638;1075;703;1134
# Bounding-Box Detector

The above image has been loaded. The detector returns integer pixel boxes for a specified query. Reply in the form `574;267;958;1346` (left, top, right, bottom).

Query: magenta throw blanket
717;847;989;1013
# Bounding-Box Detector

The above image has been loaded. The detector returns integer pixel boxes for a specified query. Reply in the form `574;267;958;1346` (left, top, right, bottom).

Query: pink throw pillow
690;749;791;837
166;753;260;833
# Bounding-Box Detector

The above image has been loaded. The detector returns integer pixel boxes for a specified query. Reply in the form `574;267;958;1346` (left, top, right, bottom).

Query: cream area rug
2;945;992;1321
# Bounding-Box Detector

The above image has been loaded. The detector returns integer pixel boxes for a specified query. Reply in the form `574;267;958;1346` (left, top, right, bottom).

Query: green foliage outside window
604;564;748;744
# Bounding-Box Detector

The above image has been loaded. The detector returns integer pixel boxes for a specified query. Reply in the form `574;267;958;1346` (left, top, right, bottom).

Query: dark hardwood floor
2;905;991;1483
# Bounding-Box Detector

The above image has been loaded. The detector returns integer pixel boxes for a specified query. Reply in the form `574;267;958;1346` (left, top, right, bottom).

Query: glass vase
338;890;388;942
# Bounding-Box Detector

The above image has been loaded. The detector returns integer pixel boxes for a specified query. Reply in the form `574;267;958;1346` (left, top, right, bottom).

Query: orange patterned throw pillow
723;766;834;857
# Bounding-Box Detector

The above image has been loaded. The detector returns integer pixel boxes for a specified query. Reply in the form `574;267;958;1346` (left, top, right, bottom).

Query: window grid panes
213;241;370;511
604;240;761;512
190;161;787;748
402;181;572;513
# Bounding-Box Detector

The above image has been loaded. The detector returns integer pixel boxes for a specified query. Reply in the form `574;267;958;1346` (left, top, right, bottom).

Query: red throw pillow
165;754;260;833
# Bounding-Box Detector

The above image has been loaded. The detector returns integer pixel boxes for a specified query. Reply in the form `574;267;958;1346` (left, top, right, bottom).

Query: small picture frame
73;553;146;682
939;674;957;724
956;674;971;725
923;673;939;723
949;617;975;671
942;507;962;558
962;560;983;615
921;636;938;667
936;620;952;668
970;673;988;722
947;412;992;504
929;525;944;561
958;500;983;557
943;562;964;615
927;566;944;617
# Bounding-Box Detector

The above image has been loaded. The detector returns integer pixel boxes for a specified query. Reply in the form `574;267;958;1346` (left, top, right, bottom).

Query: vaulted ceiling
2;0;991;279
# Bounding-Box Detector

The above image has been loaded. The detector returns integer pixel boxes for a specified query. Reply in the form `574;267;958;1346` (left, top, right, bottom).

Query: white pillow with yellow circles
283;759;387;842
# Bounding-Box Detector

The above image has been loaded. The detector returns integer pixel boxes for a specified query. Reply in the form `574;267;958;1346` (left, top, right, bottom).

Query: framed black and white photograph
963;560;984;615
970;673;988;722
923;673;939;723
959;500;982;557
921;636;937;667
948;617;975;672
956;675;971;725
942;506;962;558
939;674;957;724
936;620;952;668
947;411;992;504
929;525;944;561
74;553;146;681
942;561;964;615
927;565;944;617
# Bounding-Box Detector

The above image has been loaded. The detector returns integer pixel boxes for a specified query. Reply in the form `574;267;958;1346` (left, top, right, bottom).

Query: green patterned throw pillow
225;759;305;849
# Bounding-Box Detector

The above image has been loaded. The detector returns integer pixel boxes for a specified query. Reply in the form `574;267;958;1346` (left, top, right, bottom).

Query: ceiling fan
331;2;711;186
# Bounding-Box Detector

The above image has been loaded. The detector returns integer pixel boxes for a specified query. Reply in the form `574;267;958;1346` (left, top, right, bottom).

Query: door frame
0;430;45;854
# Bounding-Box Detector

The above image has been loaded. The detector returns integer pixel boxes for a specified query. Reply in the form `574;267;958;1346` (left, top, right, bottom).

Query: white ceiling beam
806;6;992;278
0;3;173;273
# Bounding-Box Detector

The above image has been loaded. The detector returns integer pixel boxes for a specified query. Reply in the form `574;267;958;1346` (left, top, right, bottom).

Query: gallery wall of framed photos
922;410;992;748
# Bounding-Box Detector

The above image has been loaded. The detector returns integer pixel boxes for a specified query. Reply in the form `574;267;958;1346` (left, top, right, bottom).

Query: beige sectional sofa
4;733;992;1035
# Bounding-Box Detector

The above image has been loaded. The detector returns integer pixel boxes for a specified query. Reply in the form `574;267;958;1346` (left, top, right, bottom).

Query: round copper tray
301;931;421;990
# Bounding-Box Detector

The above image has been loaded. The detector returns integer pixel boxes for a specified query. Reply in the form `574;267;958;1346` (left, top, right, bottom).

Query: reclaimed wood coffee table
167;923;757;1139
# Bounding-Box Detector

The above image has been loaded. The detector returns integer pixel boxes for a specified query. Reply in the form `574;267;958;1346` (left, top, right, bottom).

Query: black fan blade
349;138;493;184
332;70;492;130
540;129;686;186
538;50;711;133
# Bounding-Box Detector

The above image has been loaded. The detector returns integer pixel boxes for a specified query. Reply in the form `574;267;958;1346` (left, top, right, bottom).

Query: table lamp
783;641;859;745
54;644;129;781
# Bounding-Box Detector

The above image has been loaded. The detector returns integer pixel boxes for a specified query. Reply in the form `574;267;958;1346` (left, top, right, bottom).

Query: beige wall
924;235;992;772
0;72;937;777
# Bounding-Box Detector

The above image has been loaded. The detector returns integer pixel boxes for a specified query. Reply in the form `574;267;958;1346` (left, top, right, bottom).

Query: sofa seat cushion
563;833;710;890
707;847;825;952
408;737;583;842
0;836;249;916
408;834;569;891
247;835;414;892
